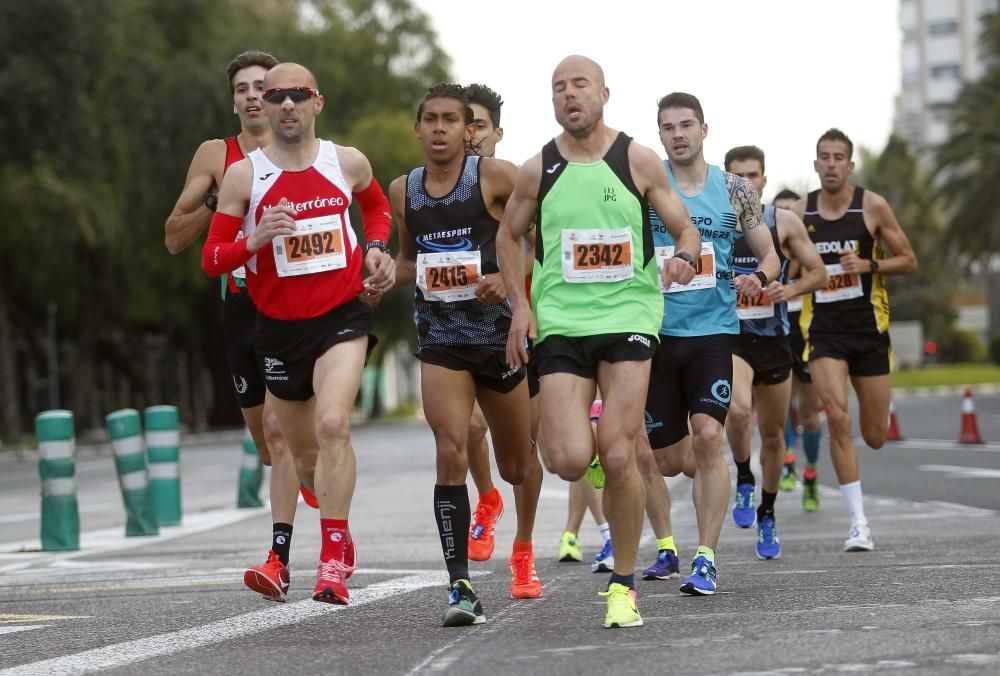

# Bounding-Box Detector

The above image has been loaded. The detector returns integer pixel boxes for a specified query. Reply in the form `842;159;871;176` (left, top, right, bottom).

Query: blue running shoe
591;539;614;573
642;549;680;580
755;515;781;560
679;555;717;596
732;483;756;528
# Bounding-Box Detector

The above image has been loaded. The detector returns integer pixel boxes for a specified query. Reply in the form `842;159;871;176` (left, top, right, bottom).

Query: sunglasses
262;87;320;104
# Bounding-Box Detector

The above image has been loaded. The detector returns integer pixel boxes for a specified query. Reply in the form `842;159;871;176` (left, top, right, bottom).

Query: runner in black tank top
724;146;829;562
389;84;535;627
789;129;917;554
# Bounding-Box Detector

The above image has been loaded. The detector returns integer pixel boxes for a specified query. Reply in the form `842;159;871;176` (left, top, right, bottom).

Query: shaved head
552;55;605;88
263;62;318;90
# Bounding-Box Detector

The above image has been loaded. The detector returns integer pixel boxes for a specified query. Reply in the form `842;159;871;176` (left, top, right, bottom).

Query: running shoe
732;482;756;528
442;579;485;626
509;550;543;599
600;582;642;628
243;550;289;602
755;515;781;560
802;479;819;512
584;453;606;489
468;493;503;562
779;461;797;492
680;555;718;596
558;531;583;563
300;482;318;509
591;539;614;573
312;558;351;605
641;549;680;580
844;521;874;552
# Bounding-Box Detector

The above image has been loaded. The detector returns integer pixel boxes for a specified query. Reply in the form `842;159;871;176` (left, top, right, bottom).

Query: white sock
839;480;867;525
597;522;611;545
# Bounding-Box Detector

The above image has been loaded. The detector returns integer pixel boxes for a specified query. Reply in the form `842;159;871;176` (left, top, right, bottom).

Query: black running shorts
732;334;793;386
807;332;892;377
418;345;526;394
536;333;658;379
255;300;373;401
644;334;734;449
222;290;266;409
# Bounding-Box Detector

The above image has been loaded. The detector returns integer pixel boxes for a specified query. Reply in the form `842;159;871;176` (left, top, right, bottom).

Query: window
931;64;961;79
928;20;959;36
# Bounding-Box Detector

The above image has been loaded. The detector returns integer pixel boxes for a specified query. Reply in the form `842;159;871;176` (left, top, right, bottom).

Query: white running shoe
844;521;874;552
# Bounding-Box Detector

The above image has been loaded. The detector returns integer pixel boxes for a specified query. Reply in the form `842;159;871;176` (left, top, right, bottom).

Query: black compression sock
735;459;755;486
272;522;293;565
434;484;471;584
757;491;777;522
609;572;635;589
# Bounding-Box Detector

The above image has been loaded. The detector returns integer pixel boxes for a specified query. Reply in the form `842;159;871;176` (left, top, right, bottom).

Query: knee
468;412;488;445
726;401;753;431
549;451;586;482
600;442;635;482
315;409;351;448
496;450;527;486
692;425;724;463
655;452;681;477
861;422;886;450
824;405;852;437
263;414;286;456
759;425;785;451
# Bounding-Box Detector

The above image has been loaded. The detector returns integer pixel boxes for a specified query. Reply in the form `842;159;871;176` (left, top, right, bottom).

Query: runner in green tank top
495;54;701;630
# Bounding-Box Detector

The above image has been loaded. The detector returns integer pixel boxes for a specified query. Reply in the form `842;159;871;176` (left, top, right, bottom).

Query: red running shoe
313;559;351;605
468;493;503;562
244;550;290;602
300;482;318;509
509;550;543;599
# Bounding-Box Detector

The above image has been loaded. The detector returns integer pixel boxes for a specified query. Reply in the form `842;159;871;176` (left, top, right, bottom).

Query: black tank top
404;155;512;349
732;205;789;337
801;187;888;336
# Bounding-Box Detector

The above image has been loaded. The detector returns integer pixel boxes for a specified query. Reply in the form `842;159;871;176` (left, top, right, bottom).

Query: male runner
722;145;827;559
788;129;916;551
202;62;395;604
389;83;537;626
497;55;700;628
637;93;779;595
164;50;301;601
773;188;825;511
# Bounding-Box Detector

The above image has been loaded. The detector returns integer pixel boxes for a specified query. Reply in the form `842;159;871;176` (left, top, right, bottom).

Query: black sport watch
204;193;218;212
753;270;768;287
365;240;389;254
673;251;696;268
869;259;880;274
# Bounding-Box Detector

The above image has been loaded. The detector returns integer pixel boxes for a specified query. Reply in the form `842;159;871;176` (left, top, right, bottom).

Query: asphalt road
0;393;998;675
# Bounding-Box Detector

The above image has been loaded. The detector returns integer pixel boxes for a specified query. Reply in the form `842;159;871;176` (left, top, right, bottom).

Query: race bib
656;242;716;293
815;263;863;303
416;251;482;302
787;297;803;313
736;289;774;320
561;228;634;283
272;215;347;277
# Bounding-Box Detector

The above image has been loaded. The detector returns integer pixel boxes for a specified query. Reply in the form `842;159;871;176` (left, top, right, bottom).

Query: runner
389;83;537;626
722;145;827;559
773;188;825;511
164;50;301;601
788;128;917;551
496;55;701;628
637;93;779;595
202;62;395;603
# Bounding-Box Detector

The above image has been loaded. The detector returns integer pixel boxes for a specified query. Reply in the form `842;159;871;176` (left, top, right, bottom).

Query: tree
858;136;956;343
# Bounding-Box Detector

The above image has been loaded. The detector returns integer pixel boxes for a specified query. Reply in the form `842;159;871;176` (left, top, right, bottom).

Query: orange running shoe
509;549;542;599
468;492;503;562
300;482;318;509
313;559;351;605
244;550;290;602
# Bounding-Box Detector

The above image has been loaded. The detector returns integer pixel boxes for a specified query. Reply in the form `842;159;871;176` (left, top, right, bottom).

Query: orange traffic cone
959;389;984;444
886;400;903;441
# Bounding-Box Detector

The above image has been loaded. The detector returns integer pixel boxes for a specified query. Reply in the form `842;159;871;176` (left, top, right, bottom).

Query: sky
423;0;901;201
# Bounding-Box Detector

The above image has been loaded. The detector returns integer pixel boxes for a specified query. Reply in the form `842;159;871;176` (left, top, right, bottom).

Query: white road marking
0;572;441;675
0;625;50;636
918;464;1000;480
866;438;1000;452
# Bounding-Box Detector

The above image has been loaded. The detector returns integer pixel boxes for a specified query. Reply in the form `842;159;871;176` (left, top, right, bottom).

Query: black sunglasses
262;87;320;104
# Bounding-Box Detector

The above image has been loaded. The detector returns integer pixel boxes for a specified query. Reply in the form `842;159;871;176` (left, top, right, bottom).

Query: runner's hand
248;198;297;252
733;273;763;297
475;273;506;305
505;306;536;369
364;249;395;292
838;248;865;274
766;281;789;303
661;257;696;288
359;286;384;307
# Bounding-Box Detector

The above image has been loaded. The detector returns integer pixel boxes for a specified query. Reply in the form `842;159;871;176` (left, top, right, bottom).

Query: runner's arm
770;208;827;302
389;176;416;289
866;191;918;276
735;179;779;296
165;140;224;254
201;160;258;277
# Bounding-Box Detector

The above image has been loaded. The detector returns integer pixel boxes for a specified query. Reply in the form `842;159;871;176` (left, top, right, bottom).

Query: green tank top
531;132;662;341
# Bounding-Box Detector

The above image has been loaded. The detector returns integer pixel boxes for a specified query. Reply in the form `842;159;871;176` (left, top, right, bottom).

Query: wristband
753;270;768;286
869;259;880;274
673;251;696;268
366;240;389;254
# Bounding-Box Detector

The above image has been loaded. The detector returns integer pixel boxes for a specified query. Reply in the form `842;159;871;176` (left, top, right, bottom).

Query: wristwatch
365;240;389;254
869;259;880;274
753;270;768;287
204;193;218;212
673;251;696;268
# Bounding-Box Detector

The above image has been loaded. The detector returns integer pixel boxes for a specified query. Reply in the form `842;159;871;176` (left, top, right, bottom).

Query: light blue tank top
650;163;738;337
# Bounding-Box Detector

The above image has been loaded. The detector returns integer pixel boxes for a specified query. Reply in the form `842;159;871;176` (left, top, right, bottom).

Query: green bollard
105;409;159;536
35;410;80;551
144;405;181;526
237;427;264;508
